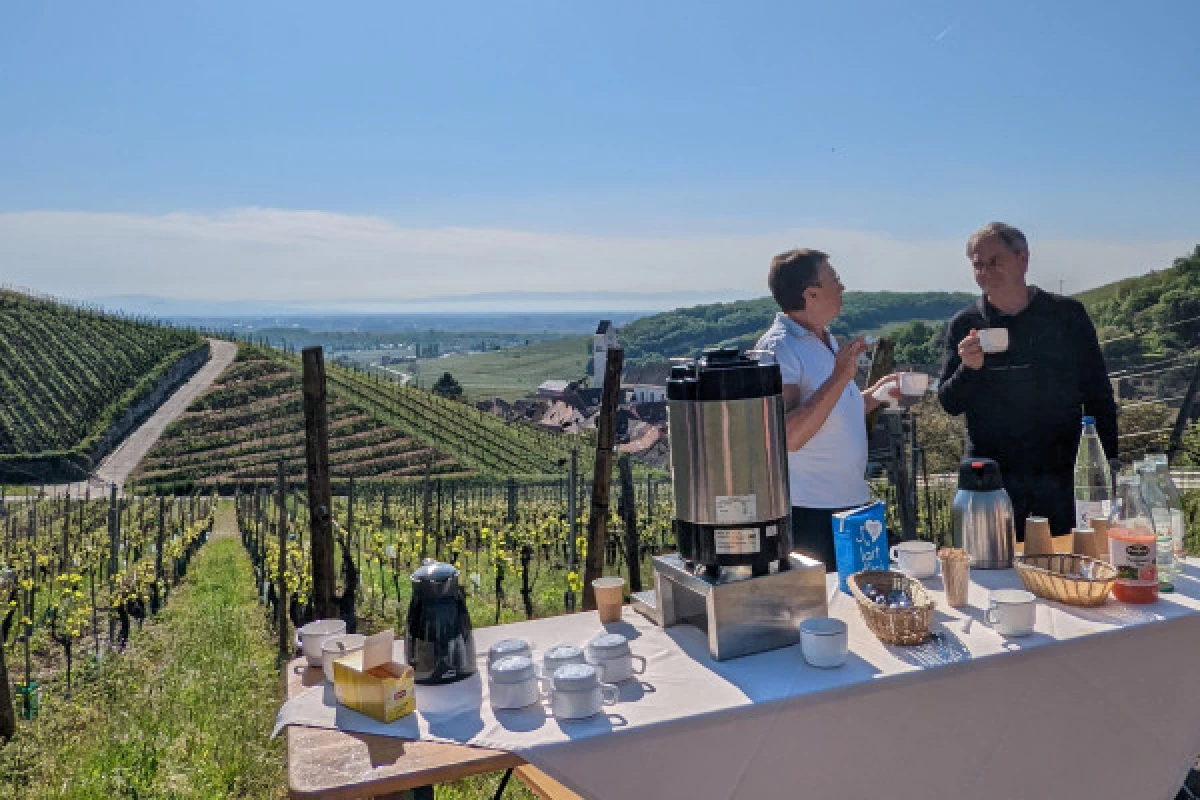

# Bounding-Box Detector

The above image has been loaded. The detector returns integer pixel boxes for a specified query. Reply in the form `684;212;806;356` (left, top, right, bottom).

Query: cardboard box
332;629;416;723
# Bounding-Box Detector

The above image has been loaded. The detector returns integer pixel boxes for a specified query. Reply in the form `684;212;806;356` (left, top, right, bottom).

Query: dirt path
48;338;238;498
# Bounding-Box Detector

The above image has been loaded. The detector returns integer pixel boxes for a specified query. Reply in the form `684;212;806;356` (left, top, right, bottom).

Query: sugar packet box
832;501;889;593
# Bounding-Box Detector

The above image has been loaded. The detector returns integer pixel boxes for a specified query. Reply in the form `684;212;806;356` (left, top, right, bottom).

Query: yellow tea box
332;629;416;723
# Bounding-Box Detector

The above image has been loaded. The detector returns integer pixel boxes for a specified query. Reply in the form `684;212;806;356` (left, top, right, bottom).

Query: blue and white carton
831;501;889;593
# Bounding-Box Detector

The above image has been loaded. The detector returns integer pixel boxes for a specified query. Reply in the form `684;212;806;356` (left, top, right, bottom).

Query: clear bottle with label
1109;474;1157;604
1135;460;1174;592
1147;454;1186;576
1073;416;1112;529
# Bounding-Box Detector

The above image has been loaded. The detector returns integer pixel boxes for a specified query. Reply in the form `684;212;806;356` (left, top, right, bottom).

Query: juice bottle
1109;474;1158;604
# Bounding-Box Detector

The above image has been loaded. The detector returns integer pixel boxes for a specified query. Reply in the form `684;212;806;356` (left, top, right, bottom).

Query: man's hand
834;337;868;385
958;329;985;370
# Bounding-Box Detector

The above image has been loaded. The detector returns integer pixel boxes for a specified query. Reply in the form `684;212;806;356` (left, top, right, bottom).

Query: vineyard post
276;459;289;659
1166;356;1199;460
107;484;119;650
582;347;623;611
617;455;643;593
435;479;443;560
646;473;653;525
153;495;165;614
349;478;360;579
567;448;578;570
301;346;337;620
60;494;70;572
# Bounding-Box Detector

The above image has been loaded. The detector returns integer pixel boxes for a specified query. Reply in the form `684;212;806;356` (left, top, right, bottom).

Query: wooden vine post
582;347;623;611
617;454;642;592
276;459;290;659
302;347;337;620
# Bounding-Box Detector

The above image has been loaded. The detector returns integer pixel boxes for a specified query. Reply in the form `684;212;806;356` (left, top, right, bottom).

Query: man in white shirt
755;248;901;571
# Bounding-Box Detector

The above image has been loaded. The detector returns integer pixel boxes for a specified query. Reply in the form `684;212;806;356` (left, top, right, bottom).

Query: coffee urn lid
666;347;781;402
957;458;1004;492
412;558;459;583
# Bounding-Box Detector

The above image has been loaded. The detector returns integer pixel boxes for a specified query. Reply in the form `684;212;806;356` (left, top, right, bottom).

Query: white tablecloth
276;559;1200;800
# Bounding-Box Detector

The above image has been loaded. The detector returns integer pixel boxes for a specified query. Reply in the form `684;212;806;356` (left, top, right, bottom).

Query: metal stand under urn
632;348;828;661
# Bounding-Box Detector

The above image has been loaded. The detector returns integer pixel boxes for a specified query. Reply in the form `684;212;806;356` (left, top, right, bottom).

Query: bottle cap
1082;415;1096;425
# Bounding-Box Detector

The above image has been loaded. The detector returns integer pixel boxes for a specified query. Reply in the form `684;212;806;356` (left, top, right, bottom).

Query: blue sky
1;1;1197;307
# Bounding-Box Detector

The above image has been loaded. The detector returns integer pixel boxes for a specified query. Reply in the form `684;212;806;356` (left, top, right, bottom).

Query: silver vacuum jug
951;458;1015;569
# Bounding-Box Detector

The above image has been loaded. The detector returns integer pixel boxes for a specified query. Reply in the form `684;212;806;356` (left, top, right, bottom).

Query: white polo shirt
755;313;870;509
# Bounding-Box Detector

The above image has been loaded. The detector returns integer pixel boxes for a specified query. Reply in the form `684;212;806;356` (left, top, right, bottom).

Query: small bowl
298;619;347;667
799;617;849;669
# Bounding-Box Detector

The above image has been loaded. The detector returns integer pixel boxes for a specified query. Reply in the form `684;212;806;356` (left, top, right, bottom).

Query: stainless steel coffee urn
951;458;1015;569
666;347;791;578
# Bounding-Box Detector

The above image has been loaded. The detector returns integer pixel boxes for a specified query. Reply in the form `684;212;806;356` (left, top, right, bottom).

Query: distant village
474;320;671;467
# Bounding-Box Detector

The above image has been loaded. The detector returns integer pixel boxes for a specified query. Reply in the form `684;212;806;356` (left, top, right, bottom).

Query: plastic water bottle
1147;454;1186;571
1136;460;1174;592
1073;416;1112;529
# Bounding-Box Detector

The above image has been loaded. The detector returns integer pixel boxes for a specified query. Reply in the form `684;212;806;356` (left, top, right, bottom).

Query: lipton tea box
332;629;416;723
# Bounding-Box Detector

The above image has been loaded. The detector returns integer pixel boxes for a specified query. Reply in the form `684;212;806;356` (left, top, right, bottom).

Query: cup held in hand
977;328;1009;354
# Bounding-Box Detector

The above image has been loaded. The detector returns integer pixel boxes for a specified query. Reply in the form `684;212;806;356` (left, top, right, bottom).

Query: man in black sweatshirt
938;222;1118;539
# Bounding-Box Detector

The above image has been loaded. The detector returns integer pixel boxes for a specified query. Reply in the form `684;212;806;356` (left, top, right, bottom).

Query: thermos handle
889;545;900;563
985;607;999;626
600;683;619;705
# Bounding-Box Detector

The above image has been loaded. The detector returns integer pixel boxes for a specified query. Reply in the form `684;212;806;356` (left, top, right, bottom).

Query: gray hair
968;222;1028;257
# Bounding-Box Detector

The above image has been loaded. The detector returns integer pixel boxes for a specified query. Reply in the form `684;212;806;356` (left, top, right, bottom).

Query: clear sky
1;1;1197;308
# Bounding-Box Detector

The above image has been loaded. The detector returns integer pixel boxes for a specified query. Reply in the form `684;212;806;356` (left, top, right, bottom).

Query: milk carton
832;501;890;593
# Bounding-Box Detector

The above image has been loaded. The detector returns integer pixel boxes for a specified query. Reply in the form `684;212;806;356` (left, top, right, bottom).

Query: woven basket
848;570;935;645
1014;554;1117;607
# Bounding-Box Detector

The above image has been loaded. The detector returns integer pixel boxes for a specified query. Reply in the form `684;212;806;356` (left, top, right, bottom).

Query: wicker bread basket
848;570;935;645
1014;554;1117;607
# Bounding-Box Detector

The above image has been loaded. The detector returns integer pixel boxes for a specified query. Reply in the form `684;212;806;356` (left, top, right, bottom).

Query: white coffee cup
539;644;586;679
321;633;367;682
890;540;938;579
799;617;849;669
547;663;619;720
488;655;543;710
977;328;1009;354
899;371;930;397
487;638;532;668
298;618;347;667
986;589;1037;637
584;633;646;683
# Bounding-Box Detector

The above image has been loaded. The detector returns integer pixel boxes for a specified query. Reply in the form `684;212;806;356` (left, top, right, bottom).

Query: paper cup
938;548;970;608
1023;516;1054;557
592;577;625;623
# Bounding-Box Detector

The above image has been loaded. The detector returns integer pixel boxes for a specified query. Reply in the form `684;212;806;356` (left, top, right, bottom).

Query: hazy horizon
2;4;1196;303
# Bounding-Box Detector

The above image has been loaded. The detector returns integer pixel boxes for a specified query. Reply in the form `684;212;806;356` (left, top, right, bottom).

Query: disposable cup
592;577;625;624
938;548;970;608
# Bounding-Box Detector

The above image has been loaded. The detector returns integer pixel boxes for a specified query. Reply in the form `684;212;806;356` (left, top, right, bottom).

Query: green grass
0;511;286;799
412;336;590;402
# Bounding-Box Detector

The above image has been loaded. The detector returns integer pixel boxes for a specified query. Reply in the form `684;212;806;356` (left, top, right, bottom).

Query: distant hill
1076;245;1200;366
0;289;205;481
616;291;977;365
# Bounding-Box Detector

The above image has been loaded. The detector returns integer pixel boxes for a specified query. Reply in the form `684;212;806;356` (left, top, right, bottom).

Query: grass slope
0;506;285;799
0;290;202;470
415;336;590;401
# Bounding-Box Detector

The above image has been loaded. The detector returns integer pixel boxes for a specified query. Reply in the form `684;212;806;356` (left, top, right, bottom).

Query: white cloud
0;208;1190;305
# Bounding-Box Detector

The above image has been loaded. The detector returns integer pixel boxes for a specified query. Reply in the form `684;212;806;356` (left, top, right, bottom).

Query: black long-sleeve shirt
938;287;1118;476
